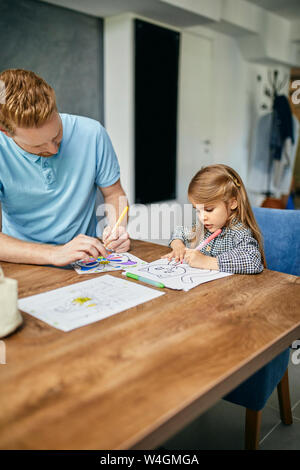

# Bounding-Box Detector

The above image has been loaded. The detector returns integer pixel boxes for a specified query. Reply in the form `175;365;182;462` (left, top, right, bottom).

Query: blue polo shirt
0;113;120;244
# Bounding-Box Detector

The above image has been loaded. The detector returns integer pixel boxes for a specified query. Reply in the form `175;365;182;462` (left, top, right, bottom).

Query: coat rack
256;69;291;199
257;69;289;110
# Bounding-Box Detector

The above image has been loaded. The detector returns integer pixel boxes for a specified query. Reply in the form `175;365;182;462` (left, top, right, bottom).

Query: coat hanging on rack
270;95;294;162
247;113;299;200
247;70;299;202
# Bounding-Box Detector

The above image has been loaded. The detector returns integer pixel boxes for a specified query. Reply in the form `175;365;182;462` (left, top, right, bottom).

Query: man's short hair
0;69;57;135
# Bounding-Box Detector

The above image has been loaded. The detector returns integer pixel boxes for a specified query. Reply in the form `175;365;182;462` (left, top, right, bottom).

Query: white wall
210;32;251;181
104;14;134;204
104;14;291;245
177;32;213;205
179;24;290;185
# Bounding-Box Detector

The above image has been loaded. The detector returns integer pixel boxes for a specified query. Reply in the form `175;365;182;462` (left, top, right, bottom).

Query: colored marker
195;228;222;251
126;272;165;288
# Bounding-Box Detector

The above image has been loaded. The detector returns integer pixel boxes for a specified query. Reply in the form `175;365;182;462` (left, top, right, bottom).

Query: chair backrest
252;207;300;276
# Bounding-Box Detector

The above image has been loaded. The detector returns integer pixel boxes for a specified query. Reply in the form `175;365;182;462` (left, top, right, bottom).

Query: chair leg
245;408;262;450
277;368;293;425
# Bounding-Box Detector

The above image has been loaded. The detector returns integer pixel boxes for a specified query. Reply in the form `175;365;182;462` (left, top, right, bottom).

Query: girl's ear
230;198;238;210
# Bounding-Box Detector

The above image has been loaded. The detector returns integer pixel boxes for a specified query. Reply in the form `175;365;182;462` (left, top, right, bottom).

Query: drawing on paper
72;252;146;274
139;261;213;284
54;290;124;314
72;296;92;305
18;275;165;331
125;258;232;291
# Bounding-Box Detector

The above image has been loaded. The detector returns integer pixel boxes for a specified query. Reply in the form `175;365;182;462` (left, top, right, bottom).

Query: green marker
126;272;165;288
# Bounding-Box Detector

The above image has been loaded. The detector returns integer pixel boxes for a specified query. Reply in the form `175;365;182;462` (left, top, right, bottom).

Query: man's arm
99;179;130;252
0;232;109;266
0;181;129;266
0;198;108;265
99;179;128;228
0;232;54;264
0;201;55;264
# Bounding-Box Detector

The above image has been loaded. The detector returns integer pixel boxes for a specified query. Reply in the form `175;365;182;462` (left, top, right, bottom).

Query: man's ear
230;198;238;210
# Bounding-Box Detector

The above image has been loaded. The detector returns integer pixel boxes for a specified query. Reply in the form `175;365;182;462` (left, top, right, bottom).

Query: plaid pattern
169;221;263;274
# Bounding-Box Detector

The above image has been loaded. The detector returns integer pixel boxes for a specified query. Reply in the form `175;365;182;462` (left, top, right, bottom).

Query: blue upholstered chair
223;207;300;449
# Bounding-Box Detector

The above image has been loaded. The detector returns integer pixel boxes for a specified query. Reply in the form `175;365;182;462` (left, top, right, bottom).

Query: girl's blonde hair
0;69;57;135
188;164;266;267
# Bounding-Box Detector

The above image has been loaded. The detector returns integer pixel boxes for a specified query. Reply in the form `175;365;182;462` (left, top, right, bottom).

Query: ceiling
246;0;300;20
39;0;214;27
39;0;300;24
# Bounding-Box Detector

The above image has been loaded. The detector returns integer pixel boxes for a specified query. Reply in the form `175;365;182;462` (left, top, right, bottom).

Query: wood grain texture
0;239;299;450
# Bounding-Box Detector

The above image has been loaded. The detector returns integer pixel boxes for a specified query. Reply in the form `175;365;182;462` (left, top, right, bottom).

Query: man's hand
50;234;109;266
102;226;130;253
184;249;219;270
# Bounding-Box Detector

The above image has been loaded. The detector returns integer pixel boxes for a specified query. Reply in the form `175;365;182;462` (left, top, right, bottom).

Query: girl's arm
217;231;263;274
169;224;197;247
163;226;187;262
169;226;186;246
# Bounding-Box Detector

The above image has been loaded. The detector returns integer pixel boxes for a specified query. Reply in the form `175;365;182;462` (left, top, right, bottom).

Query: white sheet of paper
124;259;232;291
71;252;146;274
18;275;164;332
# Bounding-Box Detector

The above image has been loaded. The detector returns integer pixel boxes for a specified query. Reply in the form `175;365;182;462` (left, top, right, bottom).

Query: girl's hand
184;249;219;270
162;239;186;263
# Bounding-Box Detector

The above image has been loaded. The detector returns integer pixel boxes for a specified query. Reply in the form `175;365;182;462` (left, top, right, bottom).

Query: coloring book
124;259;232;291
72;252;146;274
18;275;164;332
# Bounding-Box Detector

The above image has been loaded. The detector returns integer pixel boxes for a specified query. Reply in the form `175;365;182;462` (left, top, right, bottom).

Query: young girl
164;164;265;274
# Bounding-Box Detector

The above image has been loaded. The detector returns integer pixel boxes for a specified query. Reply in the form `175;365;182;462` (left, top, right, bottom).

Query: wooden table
0;239;299;450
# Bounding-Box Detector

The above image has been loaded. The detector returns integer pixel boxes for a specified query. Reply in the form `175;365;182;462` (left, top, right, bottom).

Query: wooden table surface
0;239;299;450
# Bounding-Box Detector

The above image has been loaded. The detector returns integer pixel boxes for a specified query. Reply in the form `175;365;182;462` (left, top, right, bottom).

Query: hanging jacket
269;94;294;161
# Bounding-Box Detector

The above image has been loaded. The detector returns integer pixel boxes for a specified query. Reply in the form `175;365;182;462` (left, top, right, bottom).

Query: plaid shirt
169;221;264;274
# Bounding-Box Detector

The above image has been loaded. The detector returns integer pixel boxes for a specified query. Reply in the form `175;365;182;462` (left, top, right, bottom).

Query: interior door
177;32;213;204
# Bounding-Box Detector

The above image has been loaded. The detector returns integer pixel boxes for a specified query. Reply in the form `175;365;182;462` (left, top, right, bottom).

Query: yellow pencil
104;206;129;248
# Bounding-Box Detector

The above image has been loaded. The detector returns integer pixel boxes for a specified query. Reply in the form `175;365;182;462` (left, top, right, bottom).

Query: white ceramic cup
0;266;23;338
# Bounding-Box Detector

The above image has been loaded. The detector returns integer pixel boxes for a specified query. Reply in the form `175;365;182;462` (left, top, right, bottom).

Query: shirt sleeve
95;125;120;188
217;230;264;274
169;225;186;246
169;224;197;247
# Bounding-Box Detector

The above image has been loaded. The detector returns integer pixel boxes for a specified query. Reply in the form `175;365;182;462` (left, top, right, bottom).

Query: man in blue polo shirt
0;69;130;266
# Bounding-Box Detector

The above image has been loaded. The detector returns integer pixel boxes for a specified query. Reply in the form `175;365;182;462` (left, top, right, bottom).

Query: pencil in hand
103;206;129;250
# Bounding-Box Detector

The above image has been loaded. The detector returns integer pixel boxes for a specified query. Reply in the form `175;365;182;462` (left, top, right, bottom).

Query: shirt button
44;161;49;168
